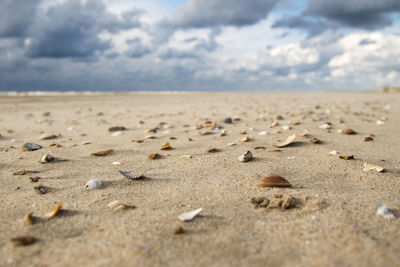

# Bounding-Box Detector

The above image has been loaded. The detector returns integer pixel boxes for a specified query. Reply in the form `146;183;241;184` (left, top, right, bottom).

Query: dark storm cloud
26;0;143;58
125;38;152;58
165;0;279;28
0;0;41;38
272;17;338;37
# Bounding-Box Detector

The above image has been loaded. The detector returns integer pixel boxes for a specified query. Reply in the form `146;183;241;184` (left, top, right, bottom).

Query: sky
0;0;399;92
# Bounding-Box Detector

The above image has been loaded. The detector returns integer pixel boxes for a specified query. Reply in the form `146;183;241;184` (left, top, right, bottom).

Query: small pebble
85;179;102;189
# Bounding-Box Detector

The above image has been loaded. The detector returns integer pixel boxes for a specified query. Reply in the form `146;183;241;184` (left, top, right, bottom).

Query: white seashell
238;150;253;162
327;150;339;157
281;125;291;131
112;161;121;165
112;131;123;136
363;162;384;173
337;129;342;133
287;156;296;159
376;120;385;125
227;142;236;146
107;200;126;211
258;131;269;135
145;135;156;139
220;129;227;137
67;126;74;131
178;208;202;221
376;204;395;221
85;179;102;189
320;123;331;129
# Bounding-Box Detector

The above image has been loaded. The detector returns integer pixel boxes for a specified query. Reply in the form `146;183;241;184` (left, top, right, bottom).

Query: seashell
206;146;218;153
39;154;55;164
34;186;48;195
310;137;321;144
299;129;309;137
145;135;157;139
118;170;144;179
291;120;300;125
339;155;354;160
107;200;126;211
270;149;281;152
11;236;35;246
341;128;356;135
241;136;250;142
204;121;215;128
82;141;91;145
178;208;202;221
219;129;227;137
181;154;192;159
48;142;62;148
239;131;247;135
327;150;338;157
174;226;185;235
233;117;241;121
29;176;40;182
134;139;145;143
227;142;236;146
39;133;57;140
67;126;74;131
238;150;253;162
281;125;291;131
257;174;292;188
161;142;172;150
287;156;296;159
376;120;385;125
364;136;374;142
21;143;42;152
25;212;34;225
85;179;102;189
363;162;384;173
319;123;331;129
223;117;232;124
254;146;266;150
45;201;62;219
270;120;278;128
112;161;121;165
148;153;160;159
273;134;296;148
258;131;269;135
198;129;212;136
91;149;113;156
108;126;126;132
376;204;395;221
144;127;159;133
13;169;26;175
112;131;123;136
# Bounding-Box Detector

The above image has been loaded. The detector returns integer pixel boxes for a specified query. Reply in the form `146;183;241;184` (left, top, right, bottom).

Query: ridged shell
341;129;356;135
257;175;292;188
85;179;102;189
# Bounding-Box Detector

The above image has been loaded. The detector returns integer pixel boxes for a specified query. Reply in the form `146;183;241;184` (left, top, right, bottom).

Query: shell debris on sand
376;204;395;221
178;208;202;222
11;236;35;246
327;151;339;157
161;142;173;150
238;150;253;162
91;149;113;156
273;134;296;148
107;200;126;211
39;133;58;140
45;201;63;219
148;153;160;159
339;155;354;160
21;143;42;151
363;162;384;173
207;146;219;153
118;171;144;180
341;128;357;135
39;154;55;164
108;126;126;132
25;212;34;225
241;136;250;142
13;169;26;175
257;175;292;188
85;179;102;189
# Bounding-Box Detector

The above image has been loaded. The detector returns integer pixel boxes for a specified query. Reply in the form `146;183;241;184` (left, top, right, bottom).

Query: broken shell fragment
363;162;384;173
25;212;34;225
273;134;296;148
34;186;48;195
107;200;126;211
13;169;26;175
376;120;385;125
108;126;126;132
319;123;331;129
281;125;291;131
257;175;292;188
364;136;374;142
161;142;172;150
376;204;395;221
178;208;202;222
270;120;278;128
341;128;357;135
238;150;253;162
174;226;185;235
29;176;41;182
310;137;321;144
206;146;218;153
85;179;102;189
299;129;309;137
258;131;269;135
339;155;354;160
11;236;35;246
45;201;62;219
91;149;113;156
223;117;233;124
39;154;55;164
198;129;212;136
39;133;58;140
327;151;338;157
227;142;236;146
118;170;144;180
241;136;250;142
148;153;160;159
21;143;42;152
49;142;62;148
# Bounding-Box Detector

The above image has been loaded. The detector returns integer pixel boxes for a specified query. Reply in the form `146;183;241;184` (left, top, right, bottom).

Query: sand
0;92;399;267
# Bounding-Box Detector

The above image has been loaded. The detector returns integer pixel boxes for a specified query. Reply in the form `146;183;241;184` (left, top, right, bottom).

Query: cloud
0;0;41;38
272;17;338;37
125;38;152;58
20;0;143;58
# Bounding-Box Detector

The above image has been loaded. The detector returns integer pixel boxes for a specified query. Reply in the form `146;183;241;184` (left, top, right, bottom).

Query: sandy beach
0;92;399;267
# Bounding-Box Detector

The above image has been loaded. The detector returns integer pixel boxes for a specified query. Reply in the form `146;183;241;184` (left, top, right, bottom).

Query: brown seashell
257;175;292;188
144;127;158;133
45;201;62;219
148;153;160;159
91;149;113;156
207;146;218;153
269;149;281;152
339;155;354;160
254;146;266;150
11;236;35;246
134;139;145;143
49;142;62;148
13;169;26;175
161;142;172;150
341;129;356;135
39;133;58;140
198;129;212;136
29;176;41;182
241;135;250;142
204;122;215;128
364;136;374;142
291;120;300;125
310;137;321;144
273;134;296;148
108;126;126;132
25;212;34;225
174;226;184;235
